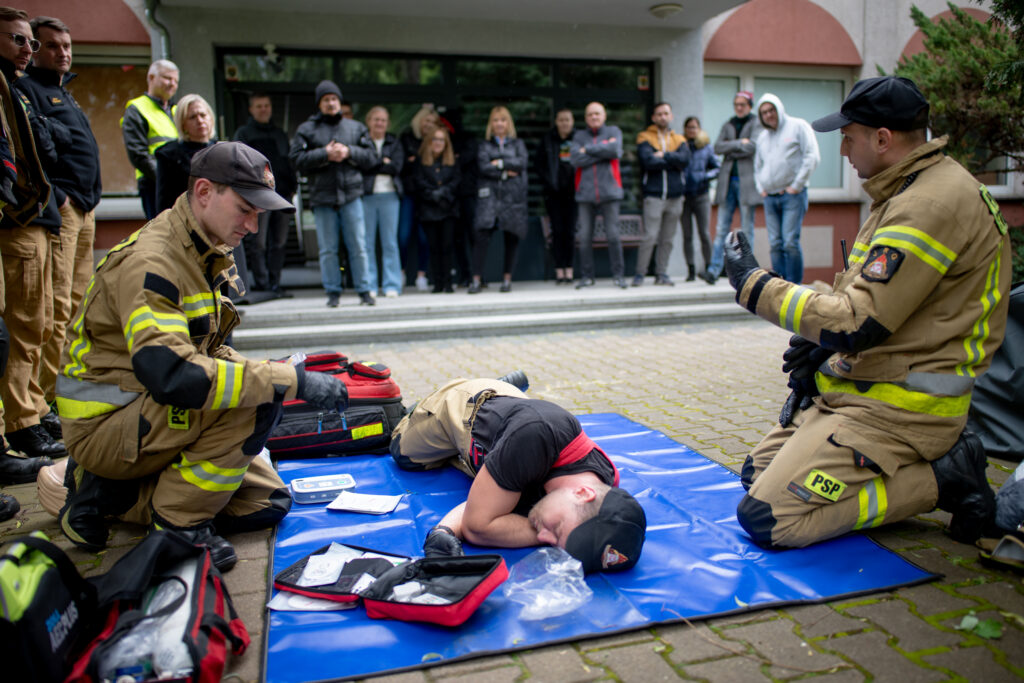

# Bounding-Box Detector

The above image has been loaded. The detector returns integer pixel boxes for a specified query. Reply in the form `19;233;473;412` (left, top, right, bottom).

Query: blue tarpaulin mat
266;413;937;683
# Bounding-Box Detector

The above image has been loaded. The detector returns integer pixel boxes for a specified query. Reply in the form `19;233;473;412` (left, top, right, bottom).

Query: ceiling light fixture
649;3;683;20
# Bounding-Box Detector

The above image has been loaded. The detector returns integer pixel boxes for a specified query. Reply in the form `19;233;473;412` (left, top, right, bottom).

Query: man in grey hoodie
571;102;626;289
754;93;819;284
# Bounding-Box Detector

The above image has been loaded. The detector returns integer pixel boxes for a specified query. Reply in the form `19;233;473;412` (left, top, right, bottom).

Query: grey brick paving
4;317;1023;683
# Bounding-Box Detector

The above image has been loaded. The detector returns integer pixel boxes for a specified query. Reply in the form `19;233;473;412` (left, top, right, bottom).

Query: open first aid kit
268;350;406;459
273;542;508;627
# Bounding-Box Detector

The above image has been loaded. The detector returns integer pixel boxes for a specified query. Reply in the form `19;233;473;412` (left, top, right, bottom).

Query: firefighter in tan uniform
722;77;1012;549
53;142;349;571
390;374;647;574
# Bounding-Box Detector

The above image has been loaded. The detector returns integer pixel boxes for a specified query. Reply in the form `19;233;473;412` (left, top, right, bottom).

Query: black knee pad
740;456;755;491
389;433;429;471
214;487;292;535
736;494;777;548
242;402;284;455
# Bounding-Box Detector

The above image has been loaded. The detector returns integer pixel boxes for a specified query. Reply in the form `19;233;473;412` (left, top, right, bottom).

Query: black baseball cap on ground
812;76;929;133
565;487;646;573
190;142;295;213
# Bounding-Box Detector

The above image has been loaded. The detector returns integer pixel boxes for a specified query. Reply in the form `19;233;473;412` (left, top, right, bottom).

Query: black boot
931;431;997;543
6;424;67;458
686;264;696;282
153;515;237;573
40;410;62;441
0;493;19;522
58;459;137;552
497;370;529;392
0;446;51;485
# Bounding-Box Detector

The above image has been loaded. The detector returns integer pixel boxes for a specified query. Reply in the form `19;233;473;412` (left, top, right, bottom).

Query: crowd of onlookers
130;62;820;309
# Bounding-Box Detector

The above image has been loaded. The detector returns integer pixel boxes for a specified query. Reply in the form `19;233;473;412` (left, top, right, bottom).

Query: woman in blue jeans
359;106;404;297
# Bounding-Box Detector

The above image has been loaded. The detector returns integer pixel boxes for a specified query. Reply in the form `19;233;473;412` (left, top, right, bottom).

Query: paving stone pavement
3;319;1022;682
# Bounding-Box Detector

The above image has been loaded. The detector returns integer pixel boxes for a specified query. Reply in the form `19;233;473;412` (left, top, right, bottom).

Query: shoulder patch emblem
263;163;275;190
50;96;62;105
861;245;904;283
601;545;630;569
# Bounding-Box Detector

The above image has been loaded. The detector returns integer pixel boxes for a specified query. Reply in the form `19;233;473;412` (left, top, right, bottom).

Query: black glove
296;369;349;413
778;389;814;427
423;525;464;558
723;230;761;292
0;176;15;208
0;316;8;379
782;335;832;397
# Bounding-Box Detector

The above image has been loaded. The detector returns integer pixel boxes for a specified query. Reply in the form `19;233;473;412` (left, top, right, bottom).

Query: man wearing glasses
0;5;62;521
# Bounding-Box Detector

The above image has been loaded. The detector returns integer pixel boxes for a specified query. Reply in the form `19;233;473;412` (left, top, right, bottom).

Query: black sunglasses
4;32;41;52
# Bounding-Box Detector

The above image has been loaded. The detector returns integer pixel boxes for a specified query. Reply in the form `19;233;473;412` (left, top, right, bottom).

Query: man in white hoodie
753;94;819;283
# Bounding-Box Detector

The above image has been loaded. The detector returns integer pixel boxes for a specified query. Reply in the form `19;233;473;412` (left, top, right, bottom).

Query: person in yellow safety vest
52;142;349;572
723;76;1013;549
121;59;178;220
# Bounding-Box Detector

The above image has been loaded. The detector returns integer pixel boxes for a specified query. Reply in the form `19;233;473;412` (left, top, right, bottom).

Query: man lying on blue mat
723;76;1011;549
389;373;646;573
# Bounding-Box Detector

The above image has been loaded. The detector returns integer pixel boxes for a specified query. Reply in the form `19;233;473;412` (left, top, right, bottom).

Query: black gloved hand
296;369;349;413
423;525;464;558
778;388;814;427
782;335;832;397
723;230;761;292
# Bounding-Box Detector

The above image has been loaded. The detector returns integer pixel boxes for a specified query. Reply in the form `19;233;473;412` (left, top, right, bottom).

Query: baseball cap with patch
190;141;295;213
812;76;929;133
565;487;646;573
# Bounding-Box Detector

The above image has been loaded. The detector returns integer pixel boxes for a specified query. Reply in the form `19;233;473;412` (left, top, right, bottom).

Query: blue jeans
362;192;402;294
709;174;756;277
313;200;371;294
398;194;430;276
763;188;808;284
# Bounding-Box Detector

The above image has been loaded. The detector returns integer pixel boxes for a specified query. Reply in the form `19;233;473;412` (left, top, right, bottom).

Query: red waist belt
554;430;619;486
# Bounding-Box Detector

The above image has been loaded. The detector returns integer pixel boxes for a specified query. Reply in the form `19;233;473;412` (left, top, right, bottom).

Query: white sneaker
368;290;377;298
415;275;429;292
385;290;399;298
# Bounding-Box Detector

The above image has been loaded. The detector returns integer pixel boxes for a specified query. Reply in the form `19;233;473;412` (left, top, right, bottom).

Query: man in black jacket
289;80;375;307
234;92;297;296
0;6;64;462
23;15;101;438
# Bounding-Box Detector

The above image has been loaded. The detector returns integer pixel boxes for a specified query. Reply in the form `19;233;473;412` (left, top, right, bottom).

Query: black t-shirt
471;396;615;513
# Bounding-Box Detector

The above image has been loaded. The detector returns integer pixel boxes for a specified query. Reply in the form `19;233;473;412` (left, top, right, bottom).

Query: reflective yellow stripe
172;453;247;492
182;292;217;319
55;396;118;419
123;306;189;352
778;285;814;334
853;477;888;530
872;225;956;275
815;373;971;417
957;247;1003;378
212;359;243;409
66;230;145;379
848;241;871;266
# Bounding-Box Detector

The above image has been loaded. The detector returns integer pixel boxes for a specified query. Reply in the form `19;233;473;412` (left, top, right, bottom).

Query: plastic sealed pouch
360;555;508;627
503;547;593;621
273;544;409;603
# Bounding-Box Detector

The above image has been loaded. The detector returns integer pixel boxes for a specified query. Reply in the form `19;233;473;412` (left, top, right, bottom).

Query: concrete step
230;279;744;350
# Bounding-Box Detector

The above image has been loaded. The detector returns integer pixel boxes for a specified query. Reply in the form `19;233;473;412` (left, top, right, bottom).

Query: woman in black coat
410;127;460;293
155;94;216;212
534;108;577;284
469;106;528;294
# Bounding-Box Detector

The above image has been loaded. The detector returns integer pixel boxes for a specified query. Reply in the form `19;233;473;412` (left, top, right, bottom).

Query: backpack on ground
268;350;406;459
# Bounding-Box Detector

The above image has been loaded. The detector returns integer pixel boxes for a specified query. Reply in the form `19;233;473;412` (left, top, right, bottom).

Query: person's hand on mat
297;370;349;413
723;231;760;292
423;525;464;558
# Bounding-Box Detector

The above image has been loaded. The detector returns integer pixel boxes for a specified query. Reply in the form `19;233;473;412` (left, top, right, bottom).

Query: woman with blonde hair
155;93;216;212
399;105;441;291
359;106;404;297
410;126;460;293
469;106;528;294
